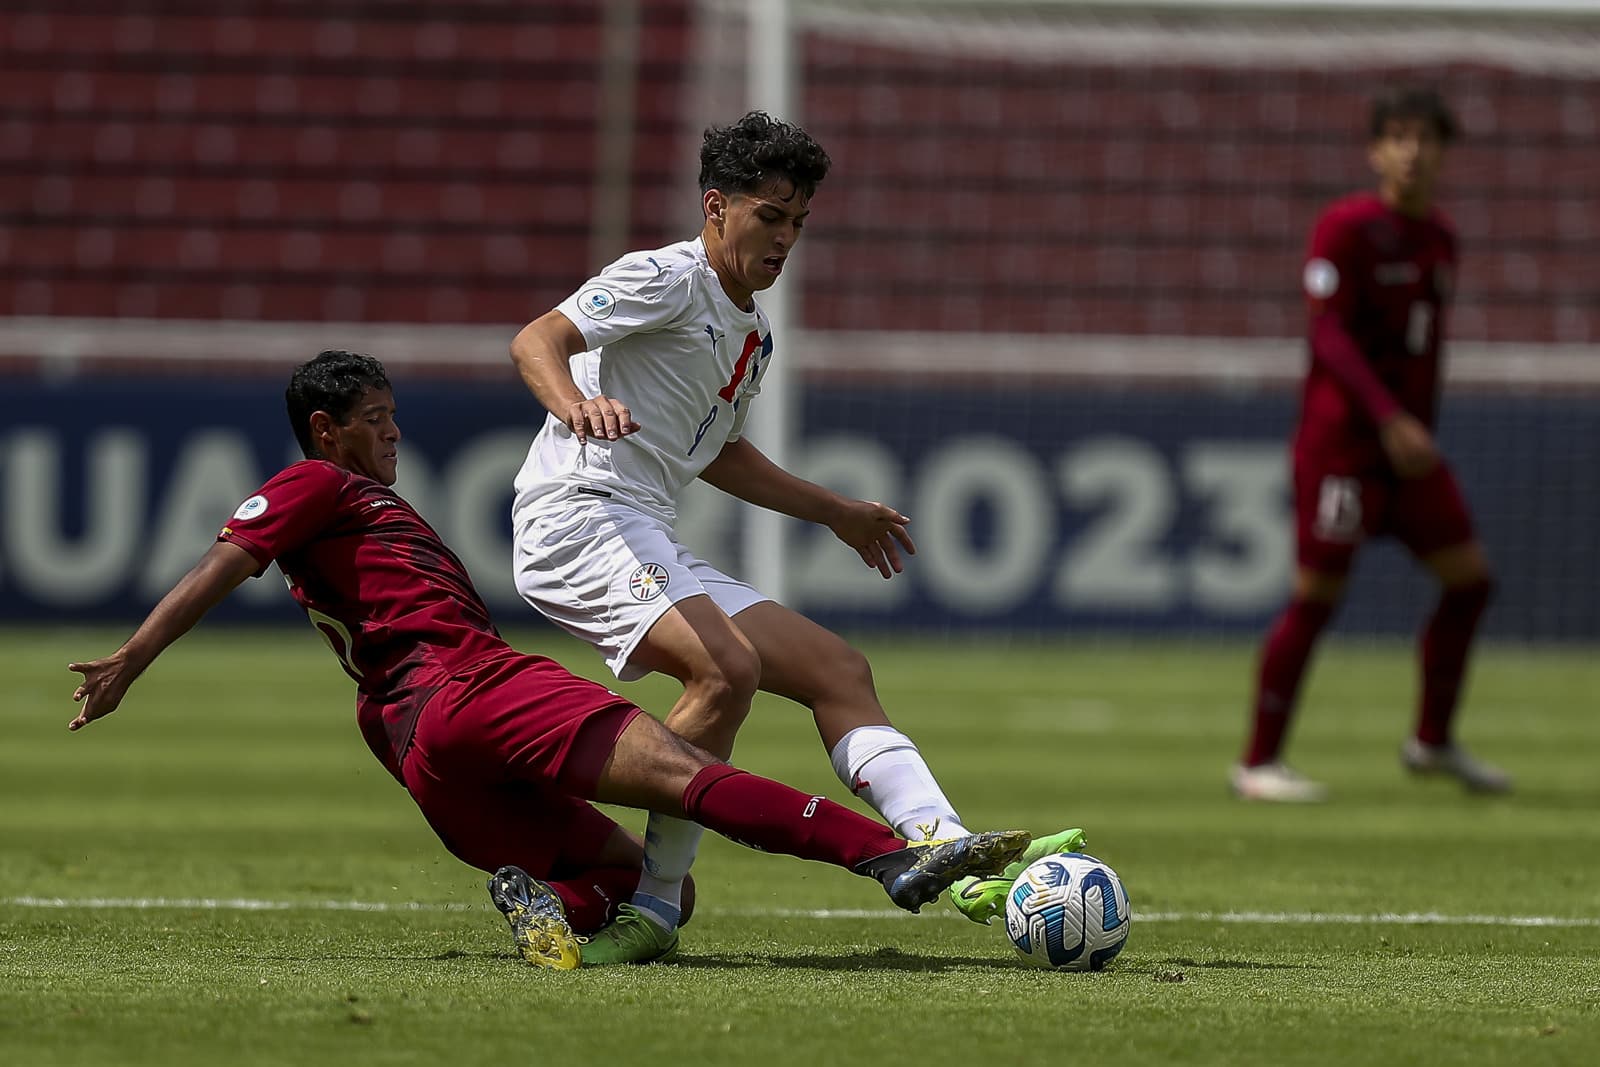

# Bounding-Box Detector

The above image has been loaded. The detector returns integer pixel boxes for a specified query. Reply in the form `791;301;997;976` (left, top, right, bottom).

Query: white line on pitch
5;897;1600;928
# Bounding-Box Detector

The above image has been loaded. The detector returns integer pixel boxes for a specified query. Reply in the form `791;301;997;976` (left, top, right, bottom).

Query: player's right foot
948;827;1088;925
1401;739;1512;794
578;904;680;966
855;829;1031;913
1230;761;1329;803
486;865;582;970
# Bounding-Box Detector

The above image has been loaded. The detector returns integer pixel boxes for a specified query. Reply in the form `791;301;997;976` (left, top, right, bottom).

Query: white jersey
512;237;772;526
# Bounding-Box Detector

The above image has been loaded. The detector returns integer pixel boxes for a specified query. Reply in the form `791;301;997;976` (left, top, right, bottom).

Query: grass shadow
668;945;1029;972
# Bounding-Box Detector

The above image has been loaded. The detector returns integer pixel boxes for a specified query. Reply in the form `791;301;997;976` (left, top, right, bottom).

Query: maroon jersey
218;459;511;772
1295;192;1457;470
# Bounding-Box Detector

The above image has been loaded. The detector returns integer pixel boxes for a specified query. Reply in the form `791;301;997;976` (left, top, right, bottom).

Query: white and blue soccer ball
1004;852;1131;971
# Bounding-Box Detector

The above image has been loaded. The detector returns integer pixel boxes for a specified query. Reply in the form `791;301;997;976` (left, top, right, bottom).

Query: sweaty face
706;176;810;308
1369;117;1445;212
324;386;401;486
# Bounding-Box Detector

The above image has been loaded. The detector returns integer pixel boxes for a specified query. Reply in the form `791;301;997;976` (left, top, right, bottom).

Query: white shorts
511;495;769;681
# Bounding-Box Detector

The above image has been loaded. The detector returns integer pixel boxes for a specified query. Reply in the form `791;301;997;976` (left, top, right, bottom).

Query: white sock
631;812;704;930
829;724;968;840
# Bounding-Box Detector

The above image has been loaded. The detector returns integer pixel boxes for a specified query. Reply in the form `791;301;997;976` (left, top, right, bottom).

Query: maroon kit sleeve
218;460;345;574
1302;208;1402;425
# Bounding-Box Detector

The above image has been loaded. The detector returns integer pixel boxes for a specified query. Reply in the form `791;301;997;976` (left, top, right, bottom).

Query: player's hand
563;395;641;445
829;501;916;579
67;654;134;731
1378;413;1439;479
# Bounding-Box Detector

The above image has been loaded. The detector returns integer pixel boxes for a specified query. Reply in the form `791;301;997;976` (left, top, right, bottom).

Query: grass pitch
4;627;1598;1066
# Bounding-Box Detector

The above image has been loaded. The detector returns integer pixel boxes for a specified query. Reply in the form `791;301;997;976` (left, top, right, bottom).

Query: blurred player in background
507;111;1083;950
66;350;1032;968
1232;88;1510;802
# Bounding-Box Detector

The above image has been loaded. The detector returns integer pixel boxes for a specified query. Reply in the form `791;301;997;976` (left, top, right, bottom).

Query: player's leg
405;760;698;964
400;734;590;971
728;591;1085;924
513;499;759;933
614;594;764;932
1234;466;1373;802
545;825;698;932
729;599;969;839
587;711;1031;959
1393;466;1507;792
417;650;1027;964
485;822;703;968
629;595;761;759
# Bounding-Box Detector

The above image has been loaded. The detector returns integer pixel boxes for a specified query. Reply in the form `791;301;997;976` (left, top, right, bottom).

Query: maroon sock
681;764;903;872
1243;598;1336;766
1415;580;1492;746
548;867;640;936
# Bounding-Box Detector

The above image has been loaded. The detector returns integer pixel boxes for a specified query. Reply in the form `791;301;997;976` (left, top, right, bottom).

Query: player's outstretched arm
68;541;260;731
699;438;915;578
510;311;640;444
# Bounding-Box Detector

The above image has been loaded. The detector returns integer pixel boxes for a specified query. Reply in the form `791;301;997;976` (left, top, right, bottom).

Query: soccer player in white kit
508;112;1082;962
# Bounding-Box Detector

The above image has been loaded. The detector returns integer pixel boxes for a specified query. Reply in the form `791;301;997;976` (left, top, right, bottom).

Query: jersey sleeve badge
232;495;269;522
1303;258;1340;300
577;286;618;319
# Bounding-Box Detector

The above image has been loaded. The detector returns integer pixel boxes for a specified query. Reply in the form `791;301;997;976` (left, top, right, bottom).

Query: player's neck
701;228;755;312
1378;183;1433;220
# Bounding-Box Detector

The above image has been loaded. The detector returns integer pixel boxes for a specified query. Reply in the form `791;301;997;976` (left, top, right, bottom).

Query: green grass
4;627;1598;1066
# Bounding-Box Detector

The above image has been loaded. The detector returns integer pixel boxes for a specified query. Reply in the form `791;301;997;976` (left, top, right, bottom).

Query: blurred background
2;0;1597;642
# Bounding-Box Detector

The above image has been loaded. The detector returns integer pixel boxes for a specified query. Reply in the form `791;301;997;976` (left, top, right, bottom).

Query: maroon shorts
1293;454;1476;576
398;651;642;879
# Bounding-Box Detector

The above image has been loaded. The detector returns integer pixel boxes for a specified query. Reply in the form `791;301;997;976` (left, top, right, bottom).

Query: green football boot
485;865;583;970
578;904;680;966
855;829;1033;913
948;827;1089;925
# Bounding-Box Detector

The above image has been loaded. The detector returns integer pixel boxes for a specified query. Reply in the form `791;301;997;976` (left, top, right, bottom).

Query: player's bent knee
685;651;760;725
823;644;875;698
1294;568;1347;604
706;642;761;705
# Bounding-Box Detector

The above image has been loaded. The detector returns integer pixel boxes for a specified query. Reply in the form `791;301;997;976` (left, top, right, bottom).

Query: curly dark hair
1370;86;1458;143
698;110;831;199
285;349;391;458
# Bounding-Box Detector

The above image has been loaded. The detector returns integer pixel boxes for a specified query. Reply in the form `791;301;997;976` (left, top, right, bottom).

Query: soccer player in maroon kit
1231;88;1510;802
66;350;1030;967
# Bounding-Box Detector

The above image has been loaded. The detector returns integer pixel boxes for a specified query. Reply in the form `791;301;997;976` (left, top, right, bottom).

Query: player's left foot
578;904;680;966
486;865;582;970
948;827;1088;925
1401;738;1512;794
856;829;1032;913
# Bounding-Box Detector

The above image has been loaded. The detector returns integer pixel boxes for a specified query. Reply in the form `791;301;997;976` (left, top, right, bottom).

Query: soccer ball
1004;852;1131;971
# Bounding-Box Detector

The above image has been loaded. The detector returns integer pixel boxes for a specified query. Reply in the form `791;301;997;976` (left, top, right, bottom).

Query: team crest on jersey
1303;258;1340;299
628;563;670;602
578;286;617;320
232;495;269;522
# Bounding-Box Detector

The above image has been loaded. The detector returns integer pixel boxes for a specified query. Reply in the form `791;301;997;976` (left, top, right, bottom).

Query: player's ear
308;410;337;454
704;189;726;227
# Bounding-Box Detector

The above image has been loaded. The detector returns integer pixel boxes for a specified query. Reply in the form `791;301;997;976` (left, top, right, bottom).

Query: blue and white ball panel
1004;852;1131;971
